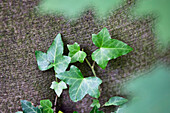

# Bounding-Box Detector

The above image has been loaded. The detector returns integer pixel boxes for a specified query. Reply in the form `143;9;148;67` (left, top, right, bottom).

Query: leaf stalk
85;58;96;77
54;72;58;112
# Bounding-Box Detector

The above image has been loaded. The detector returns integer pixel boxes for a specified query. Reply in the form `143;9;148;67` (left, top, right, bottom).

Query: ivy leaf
67;42;87;63
21;100;42;113
90;99;101;108
40;99;53;113
35;51;53;71
131;0;170;48
118;65;170;113
35;34;71;73
56;65;102;102
50;81;67;97
113;105;127;113
92;28;133;69
46;33;63;62
38;0;125;19
90;106;104;113
37;107;43;113
73;112;78;113
104;96;128;106
15;111;23;113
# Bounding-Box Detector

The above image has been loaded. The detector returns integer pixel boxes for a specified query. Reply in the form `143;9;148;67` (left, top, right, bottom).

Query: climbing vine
17;27;133;113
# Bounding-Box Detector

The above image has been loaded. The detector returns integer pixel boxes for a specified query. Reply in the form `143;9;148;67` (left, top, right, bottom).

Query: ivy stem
92;61;95;68
54;96;58;112
85;58;96;77
56;77;58;82
54;73;58;112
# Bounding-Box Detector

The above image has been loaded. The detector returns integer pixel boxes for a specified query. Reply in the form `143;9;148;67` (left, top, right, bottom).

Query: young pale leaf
56;65;102;102
104;96;128;106
50;81;67;97
92;27;133;69
67;42;87;63
35;34;71;73
90;106;104;113
40;99;53;113
90;99;101;108
21;100;42;113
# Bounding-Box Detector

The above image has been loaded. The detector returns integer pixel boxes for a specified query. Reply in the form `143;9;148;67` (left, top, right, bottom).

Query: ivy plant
16;100;64;113
90;96;128;113
17;27;132;113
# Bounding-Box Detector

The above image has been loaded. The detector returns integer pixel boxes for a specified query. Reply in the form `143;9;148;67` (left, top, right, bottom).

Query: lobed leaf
90;99;101;108
47;33;63;62
56;65;102;102
35;34;71;73
92;27;133;69
35;51;53;71
90;106;104;113
73;112;78;113
67;42;87;63
53;55;71;74
21;100;42;113
50;81;67;97
104;96;128;106
40;99;53;113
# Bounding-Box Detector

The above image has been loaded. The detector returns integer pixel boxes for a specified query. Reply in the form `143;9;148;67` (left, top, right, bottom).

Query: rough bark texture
0;0;169;113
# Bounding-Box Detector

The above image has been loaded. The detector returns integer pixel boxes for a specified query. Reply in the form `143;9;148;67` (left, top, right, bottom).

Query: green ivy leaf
114;105;127;113
92;28;133;69
40;99;53;113
104;96;128;106
50;81;67;97
73;112;78;113
21;100;42;113
56;65;102;102
67;42;87;63
35;34;71;73
90;99;101;108
118;65;170;113
90;106;104;113
37;107;43;113
35;51;53;71
131;0;170;48
38;0;125;19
